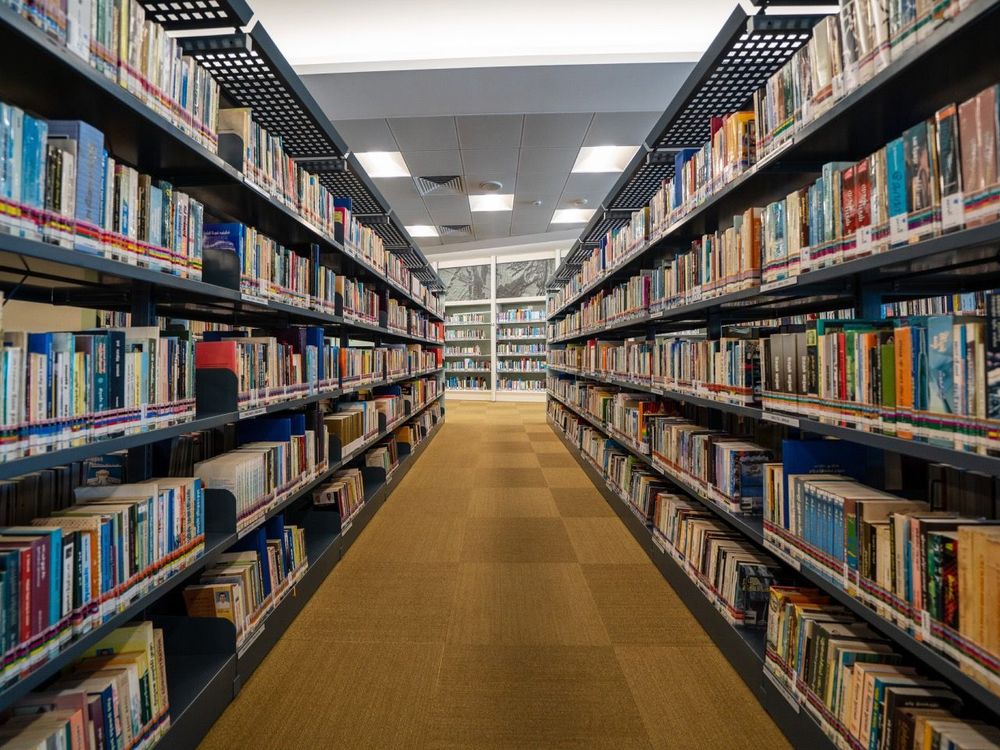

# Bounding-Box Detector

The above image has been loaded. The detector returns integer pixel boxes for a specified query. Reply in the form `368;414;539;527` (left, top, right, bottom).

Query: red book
837;332;848;400
842;165;856;235
856;158;871;229
195;340;239;372
709;116;724;137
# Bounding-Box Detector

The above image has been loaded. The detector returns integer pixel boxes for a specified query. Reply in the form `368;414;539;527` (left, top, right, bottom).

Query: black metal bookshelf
0;0;452;738
545;0;1000;743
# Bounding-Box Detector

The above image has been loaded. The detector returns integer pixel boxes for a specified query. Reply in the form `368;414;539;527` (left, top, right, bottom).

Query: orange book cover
195;341;238;372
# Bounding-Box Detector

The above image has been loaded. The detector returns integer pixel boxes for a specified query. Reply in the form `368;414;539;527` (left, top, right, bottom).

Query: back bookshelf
546;1;1000;748
445;301;493;397
495;298;547;402
0;1;447;747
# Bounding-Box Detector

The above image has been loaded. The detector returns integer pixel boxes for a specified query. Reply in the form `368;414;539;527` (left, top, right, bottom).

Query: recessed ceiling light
469;194;514;212
406;225;439;237
356;151;410;177
571;146;638;173
531;200;544;207
479;180;504;193
551;208;595;224
573;198;589;207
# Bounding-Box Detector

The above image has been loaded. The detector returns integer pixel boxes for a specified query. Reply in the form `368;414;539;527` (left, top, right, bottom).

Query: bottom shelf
547;416;835;750
157;411;447;750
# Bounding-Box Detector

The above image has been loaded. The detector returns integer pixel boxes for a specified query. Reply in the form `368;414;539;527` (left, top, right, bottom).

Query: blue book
237;416;292;446
148;185;163;247
886;137;908;245
203;222;246;269
672;149;698;206
46;121;105;235
288;413;306;436
231;527;272;597
926;316;954;415
20;114;48;210
780;440;871;533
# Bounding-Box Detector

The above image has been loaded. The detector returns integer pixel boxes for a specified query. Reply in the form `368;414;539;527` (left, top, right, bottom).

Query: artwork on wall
496;259;553;298
439;264;491;301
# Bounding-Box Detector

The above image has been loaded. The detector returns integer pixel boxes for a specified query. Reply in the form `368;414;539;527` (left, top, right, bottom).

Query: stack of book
6;0;219;149
183;516;308;645
0;478;204;686
0;621;171;748
1;326;196;454
324;400;380;451
314;468;365;523
365;438;399;476
339;346;386;387
765;585;1000;750
0;108;206;275
337;276;380;325
652;335;760;405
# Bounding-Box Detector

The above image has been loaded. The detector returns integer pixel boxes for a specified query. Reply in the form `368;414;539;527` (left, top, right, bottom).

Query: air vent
414;175;464;197
439;224;473;237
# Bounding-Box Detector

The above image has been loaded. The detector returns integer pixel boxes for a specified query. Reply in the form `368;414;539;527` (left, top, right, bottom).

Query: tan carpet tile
550;487;617;517
447;563;609;646
542;466;597;488
423;645;652;750
562;517;652;564
200;640;444;749
466;487;560;517
460;517;578;563
344;513;467;564
473;466;548;488
581;565;713;646
475;451;542;469
615;645;791;750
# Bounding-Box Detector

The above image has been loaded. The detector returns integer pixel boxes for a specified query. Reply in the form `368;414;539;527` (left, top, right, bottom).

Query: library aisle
198;401;788;750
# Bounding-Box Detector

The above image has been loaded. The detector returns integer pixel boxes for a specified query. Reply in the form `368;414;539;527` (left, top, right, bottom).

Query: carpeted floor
198;401;790;749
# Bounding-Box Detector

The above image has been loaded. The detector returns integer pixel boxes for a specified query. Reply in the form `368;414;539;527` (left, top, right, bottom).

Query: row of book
444;331;488;341
0;326;196;454
321;378;440;453
496;360;547;373
0;109;207;277
445;360;490;372
447;376;490;391
193;412;324;533
0;475;205;688
762;441;1000;698
548;81;998;321
497;379;545;392
498;344;546;355
766;585;1000;750
445;348;488;357
0;620;171;749
548;399;784;627
183;515;308;646
496;326;545;339
9;0;220;149
445;313;488;324
497;309;545;322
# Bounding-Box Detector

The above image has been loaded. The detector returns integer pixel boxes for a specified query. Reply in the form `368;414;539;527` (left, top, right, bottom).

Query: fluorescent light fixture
406;225;439;237
355;151;410;177
468;194;514;212
571;145;637;173
551;208;595;224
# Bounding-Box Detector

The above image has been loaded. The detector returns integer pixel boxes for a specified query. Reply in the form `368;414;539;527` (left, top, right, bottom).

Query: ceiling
251;0;744;72
331;112;658;247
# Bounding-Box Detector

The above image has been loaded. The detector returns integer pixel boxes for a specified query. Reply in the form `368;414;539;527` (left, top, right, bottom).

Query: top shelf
547;0;1000;305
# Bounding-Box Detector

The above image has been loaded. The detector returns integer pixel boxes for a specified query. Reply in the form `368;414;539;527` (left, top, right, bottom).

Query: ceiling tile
461;148;518;185
387;116;459;150
424;195;472;224
401;149;464;176
372;177;424;203
513;171;568;196
456;115;523;149
583;111;659;147
511;206;554;236
392;203;433;225
331;118;397;152
516;147;578;177
521;114;593;148
472;212;512;239
415;237;442;247
560;172;619;207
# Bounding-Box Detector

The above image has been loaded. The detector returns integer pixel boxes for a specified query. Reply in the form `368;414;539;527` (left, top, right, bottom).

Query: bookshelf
444;301;493;398
495;298;547;402
545;1;1000;747
0;0;447;745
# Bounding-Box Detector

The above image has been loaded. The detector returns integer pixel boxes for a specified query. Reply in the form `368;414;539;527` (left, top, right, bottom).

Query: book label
760;277;796;292
239;407;267;420
762;411;799;428
341;520;352;535
941;192;965;231
889;214;908;245
856;225;873;254
241;293;272;307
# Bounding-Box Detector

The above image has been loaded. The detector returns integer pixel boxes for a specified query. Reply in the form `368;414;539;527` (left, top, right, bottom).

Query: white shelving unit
444;300;493;399
495;297;547;402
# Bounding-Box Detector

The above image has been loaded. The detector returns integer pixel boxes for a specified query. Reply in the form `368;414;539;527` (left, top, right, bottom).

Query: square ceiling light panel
571;145;638;173
406;225;439;237
469;194;514;212
551;208;596;224
356;151;411;177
